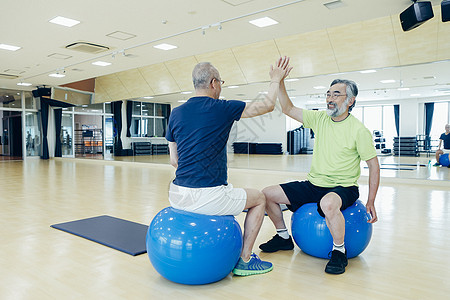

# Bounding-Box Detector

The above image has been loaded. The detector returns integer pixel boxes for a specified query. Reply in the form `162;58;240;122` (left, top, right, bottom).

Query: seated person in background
259;77;380;275
434;124;450;167
165;57;291;276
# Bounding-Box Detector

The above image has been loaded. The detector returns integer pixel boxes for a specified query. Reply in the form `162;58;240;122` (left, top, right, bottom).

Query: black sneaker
259;234;294;252
325;250;348;275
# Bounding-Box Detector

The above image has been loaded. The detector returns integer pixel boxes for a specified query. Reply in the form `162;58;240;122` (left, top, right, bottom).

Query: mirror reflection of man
434;124;450;167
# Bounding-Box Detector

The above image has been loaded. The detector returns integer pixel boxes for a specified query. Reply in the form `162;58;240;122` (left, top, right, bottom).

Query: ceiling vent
0;73;19;79
65;42;110;54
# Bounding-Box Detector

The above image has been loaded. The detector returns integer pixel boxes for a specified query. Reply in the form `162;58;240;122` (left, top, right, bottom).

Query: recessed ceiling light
313;86;326;89
380;79;396;84
48;53;72;60
0;43;21;51
360;69;377;74
180;91;192;94
410;93;421;97
397;87;410;91
17;82;32;86
228;86;239;89
243;100;252;103
285;78;299;82
143;96;154;99
259;91;268;94
178;100;187;103
92;61;111;66
153;43;177;50
49;16;80;27
249;17;278;28
106;31;136;40
49;73;66;78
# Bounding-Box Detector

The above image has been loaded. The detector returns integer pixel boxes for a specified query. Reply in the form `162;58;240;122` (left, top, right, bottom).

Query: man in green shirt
259;78;380;275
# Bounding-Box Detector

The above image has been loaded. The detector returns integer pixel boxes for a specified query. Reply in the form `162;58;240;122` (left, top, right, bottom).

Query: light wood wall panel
164;56;199;91
328;16;400;72
96;74;131;101
93;81;111;103
275;29;339;78
392;13;438;65
232;40;281;83
116;69;154;99
437;9;450;61
138;63;179;95
195;49;247;86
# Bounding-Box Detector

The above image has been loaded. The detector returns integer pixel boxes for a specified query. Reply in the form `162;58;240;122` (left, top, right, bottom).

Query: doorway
0;110;23;160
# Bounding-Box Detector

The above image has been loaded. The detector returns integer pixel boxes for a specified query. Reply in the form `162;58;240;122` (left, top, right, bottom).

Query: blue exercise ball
291;200;372;259
146;207;243;285
439;153;450;167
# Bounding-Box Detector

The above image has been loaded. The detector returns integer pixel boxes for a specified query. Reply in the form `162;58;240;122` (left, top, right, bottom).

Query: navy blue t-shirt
440;133;450;149
165;97;246;188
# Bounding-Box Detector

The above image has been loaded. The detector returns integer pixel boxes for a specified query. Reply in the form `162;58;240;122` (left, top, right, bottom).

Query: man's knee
320;192;342;215
262;185;282;203
245;189;265;209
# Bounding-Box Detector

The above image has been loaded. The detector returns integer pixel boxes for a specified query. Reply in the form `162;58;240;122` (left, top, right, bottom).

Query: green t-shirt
303;110;376;188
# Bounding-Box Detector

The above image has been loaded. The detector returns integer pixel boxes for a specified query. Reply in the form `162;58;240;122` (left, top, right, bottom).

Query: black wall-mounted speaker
31;87;51;98
442;0;450;22
399;1;434;32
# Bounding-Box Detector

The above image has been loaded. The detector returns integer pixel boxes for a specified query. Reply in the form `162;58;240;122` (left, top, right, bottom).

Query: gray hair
192;62;219;90
330;79;358;112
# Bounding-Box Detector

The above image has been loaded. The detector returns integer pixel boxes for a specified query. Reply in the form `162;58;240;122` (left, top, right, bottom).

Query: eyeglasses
211;78;225;85
325;92;347;99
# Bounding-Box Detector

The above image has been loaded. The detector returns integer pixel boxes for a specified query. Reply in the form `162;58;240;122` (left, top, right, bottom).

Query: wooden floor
1;157;449;299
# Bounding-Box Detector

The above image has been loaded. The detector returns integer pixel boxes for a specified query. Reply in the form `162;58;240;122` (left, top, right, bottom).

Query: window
430;102;449;140
130;101;170;137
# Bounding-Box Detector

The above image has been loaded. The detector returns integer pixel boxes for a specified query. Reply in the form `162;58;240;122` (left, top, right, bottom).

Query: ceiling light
410;93;421;97
143;96;154;99
92;61;111;66
249;17;279;28
243;100;252;103
178;100;187;103
259;91;268;95
154;43;177;50
228;86;239;89
49;16;80;27
49;73;66;78
180;91;192;94
397;87;410;91
0;43;21;51
360;69;377;74
285;78;299;82
17;82;32;86
313;86;326;89
380;79;396;84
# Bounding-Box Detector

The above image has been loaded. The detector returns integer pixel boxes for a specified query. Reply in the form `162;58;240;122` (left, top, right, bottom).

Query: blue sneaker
232;253;273;276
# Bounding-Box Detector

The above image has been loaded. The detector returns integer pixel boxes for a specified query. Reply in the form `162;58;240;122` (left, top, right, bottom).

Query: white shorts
169;182;247;216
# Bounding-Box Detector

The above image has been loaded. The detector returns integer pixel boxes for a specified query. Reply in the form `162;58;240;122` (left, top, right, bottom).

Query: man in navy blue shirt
434;124;450;167
166;57;291;276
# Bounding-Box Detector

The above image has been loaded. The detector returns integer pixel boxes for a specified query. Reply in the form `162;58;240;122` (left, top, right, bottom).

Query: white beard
326;101;347;117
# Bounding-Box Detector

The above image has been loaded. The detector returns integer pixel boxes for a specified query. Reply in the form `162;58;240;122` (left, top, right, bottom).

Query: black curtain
39;98;75;159
425;103;434;136
425;102;434;150
112;101;123;154
126;100;133;137
40;100;50;159
161;104;171;137
394;105;400;137
54;109;62;157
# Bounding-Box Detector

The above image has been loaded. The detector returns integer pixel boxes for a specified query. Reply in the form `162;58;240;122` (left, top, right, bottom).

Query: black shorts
280;181;359;217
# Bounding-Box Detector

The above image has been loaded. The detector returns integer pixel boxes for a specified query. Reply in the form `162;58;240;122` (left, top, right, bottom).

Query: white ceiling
1;0;449;105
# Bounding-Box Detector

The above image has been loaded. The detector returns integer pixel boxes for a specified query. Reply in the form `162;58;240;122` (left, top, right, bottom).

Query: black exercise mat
51;215;148;256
